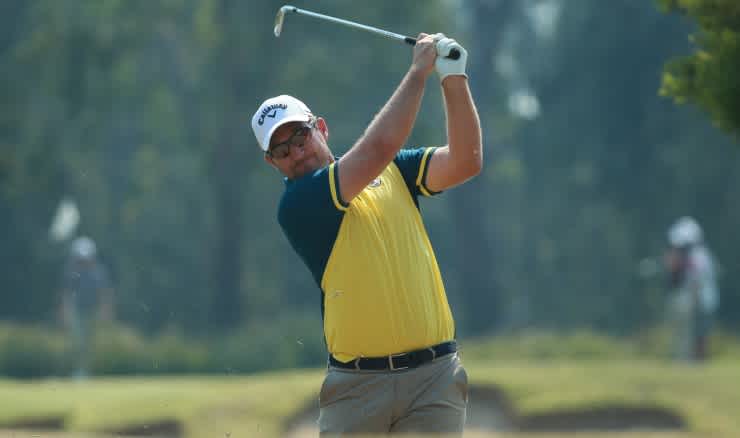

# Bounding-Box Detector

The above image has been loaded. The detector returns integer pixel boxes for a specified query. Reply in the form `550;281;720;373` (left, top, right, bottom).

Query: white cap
251;95;313;151
668;216;703;247
71;236;97;259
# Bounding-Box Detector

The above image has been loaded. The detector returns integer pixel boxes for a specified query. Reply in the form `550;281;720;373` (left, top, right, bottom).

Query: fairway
1;360;738;438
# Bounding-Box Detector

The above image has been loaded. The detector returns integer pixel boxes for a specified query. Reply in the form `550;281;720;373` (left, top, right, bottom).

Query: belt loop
428;347;436;360
354;357;361;371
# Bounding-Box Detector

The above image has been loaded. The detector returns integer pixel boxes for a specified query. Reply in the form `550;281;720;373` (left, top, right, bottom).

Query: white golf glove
435;37;468;83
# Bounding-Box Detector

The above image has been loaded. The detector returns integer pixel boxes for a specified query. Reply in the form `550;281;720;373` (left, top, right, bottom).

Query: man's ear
317;117;329;141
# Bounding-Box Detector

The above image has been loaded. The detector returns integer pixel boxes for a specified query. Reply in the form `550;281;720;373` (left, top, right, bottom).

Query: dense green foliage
658;0;740;137
0;317;326;378
2;321;739;379
1;0;738;356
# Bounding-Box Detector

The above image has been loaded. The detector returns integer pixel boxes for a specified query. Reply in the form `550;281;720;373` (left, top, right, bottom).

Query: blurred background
1;0;739;436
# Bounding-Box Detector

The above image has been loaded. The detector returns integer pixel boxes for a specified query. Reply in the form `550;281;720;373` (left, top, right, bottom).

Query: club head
274;5;296;37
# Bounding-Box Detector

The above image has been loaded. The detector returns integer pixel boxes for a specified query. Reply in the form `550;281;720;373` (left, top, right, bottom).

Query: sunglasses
267;118;316;159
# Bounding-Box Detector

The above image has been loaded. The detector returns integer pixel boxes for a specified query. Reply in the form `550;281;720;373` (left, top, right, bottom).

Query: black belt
329;341;457;371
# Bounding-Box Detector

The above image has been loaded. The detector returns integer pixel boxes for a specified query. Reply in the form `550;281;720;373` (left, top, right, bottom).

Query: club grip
405;37;460;60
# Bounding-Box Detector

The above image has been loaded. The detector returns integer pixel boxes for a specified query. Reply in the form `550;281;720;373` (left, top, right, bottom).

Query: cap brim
261;114;312;152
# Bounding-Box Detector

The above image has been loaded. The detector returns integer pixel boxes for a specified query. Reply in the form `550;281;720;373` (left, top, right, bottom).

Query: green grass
0;370;323;437
1;360;738;437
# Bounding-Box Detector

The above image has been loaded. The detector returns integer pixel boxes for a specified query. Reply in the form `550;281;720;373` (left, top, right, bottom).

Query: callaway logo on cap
251;95;313;151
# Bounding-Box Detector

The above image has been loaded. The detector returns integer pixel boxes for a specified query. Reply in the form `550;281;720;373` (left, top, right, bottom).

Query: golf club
274;5;460;60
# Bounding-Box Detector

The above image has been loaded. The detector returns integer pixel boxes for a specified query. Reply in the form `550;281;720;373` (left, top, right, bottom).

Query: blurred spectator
59;236;115;377
664;217;719;362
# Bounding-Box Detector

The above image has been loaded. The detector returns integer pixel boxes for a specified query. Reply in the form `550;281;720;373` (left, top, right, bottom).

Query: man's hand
435;37;468;83
410;33;440;78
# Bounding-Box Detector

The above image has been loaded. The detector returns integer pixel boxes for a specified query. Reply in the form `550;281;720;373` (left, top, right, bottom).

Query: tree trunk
209;0;247;331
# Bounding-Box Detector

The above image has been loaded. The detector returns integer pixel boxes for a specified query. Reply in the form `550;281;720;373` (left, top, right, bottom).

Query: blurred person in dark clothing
664;217;719;362
59;236;114;377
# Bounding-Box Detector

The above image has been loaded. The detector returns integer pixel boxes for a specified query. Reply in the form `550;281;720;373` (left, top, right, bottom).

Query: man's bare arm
337;34;437;203
426;76;482;192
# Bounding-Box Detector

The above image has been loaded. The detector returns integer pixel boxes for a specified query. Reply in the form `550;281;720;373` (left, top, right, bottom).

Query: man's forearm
358;67;427;159
443;77;482;171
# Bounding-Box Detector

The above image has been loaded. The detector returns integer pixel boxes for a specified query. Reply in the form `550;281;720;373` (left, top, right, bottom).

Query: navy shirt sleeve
393;147;442;200
278;166;345;287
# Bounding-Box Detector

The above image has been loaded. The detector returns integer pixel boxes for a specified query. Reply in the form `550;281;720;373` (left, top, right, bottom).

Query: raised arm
425;38;483;192
337;34;438;203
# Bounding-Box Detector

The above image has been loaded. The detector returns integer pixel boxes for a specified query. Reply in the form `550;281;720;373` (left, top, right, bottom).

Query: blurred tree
11;0;217;332
0;0;67;322
658;0;740;139
455;0;521;334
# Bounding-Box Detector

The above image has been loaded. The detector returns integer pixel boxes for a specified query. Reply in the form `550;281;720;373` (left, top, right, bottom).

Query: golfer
252;33;481;435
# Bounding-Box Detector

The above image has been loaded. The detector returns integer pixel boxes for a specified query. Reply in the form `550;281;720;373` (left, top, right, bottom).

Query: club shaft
279;6;459;59
288;7;410;43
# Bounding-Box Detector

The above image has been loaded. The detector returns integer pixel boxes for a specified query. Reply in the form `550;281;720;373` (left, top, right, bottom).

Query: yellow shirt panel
321;162;454;362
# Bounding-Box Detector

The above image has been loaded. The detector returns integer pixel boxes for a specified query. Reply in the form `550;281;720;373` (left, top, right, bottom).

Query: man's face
264;117;332;179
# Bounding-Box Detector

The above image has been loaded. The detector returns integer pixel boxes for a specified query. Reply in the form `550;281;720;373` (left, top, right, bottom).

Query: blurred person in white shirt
664;217;719;362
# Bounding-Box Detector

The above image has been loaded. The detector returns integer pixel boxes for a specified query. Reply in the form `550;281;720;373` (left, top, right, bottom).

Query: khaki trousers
318;353;468;436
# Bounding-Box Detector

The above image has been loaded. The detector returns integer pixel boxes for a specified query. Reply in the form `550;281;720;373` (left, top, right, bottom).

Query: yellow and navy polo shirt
278;147;455;362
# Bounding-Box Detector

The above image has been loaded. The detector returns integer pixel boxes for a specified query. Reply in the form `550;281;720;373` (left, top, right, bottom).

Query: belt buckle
389;352;409;371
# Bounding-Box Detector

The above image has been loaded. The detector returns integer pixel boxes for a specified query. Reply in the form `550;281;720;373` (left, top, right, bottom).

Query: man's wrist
441;74;469;87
